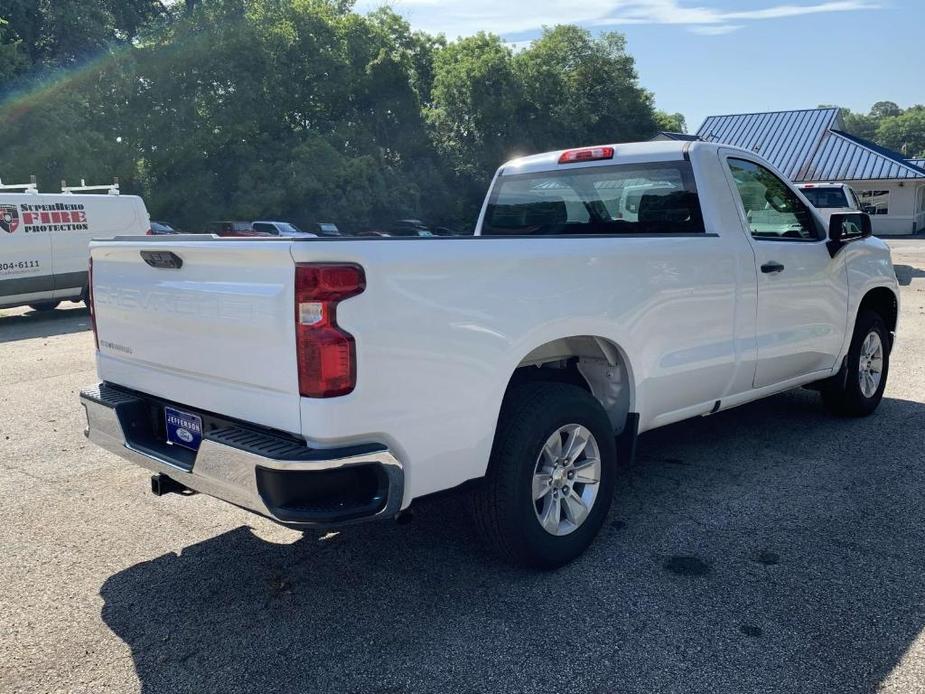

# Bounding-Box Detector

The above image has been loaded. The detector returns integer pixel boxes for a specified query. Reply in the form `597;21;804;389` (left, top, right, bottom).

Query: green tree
0;1;665;231
0;17;27;82
428;32;521;179
514;26;657;151
428;25;661;218
366;7;445;108
0;51;140;191
876;107;925;158
125;0;456;229
870;100;902;120
823;101;925;157
655;111;687;133
819;104;877;140
0;0;166;69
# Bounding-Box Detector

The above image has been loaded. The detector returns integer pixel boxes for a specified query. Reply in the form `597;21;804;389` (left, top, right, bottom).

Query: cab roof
796;182;849;188
498;140;715;175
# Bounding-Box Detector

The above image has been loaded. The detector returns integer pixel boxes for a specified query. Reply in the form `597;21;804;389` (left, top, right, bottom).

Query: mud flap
616;412;639;466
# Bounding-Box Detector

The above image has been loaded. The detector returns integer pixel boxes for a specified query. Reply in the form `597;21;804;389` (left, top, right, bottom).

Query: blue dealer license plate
165;406;203;451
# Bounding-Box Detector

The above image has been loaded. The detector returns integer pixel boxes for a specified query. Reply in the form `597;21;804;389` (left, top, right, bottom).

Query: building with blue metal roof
694;108;925;235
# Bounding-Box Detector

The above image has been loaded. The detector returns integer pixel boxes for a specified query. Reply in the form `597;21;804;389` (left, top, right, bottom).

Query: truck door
721;154;848;388
0;198;53;304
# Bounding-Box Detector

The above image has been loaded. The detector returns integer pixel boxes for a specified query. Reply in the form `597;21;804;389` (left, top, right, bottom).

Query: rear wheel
822;310;890;417
470;382;617;568
28;301;60;312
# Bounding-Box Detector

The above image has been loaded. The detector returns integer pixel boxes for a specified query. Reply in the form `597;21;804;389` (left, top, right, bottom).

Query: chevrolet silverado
80;141;899;567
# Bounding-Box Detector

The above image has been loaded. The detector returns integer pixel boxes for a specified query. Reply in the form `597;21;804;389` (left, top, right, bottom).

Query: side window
727;158;820;240
253;223;278;235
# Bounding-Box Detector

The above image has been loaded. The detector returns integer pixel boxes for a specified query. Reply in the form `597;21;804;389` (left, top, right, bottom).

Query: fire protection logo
0;205;19;234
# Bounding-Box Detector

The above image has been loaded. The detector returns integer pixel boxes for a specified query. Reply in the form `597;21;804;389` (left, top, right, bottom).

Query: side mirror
827;212;872;257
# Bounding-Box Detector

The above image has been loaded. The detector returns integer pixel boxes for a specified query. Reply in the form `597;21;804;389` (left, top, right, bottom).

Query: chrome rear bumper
80;383;404;527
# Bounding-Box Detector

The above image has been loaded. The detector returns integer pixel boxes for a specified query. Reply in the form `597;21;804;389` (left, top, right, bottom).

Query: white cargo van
0;179;150;312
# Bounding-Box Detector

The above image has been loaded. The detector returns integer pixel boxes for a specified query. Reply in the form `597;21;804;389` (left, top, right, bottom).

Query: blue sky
355;0;922;131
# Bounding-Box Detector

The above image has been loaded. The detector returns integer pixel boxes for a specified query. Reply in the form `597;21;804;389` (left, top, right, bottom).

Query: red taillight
88;257;99;350
295;264;365;398
146;228;153;235
558;146;614;164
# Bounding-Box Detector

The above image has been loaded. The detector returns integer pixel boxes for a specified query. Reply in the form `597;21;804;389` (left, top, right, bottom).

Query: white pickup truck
80;141;899;567
796;182;863;219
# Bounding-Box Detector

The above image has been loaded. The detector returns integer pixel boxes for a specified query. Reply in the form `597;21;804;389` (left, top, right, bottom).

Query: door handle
761;261;785;274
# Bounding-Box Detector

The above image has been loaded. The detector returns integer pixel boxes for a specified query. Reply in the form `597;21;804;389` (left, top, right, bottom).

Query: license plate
165;406;203;451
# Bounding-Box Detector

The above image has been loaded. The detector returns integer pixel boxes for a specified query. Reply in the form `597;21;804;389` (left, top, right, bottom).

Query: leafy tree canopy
0;0;666;231
654;111;687;134
822;101;925;159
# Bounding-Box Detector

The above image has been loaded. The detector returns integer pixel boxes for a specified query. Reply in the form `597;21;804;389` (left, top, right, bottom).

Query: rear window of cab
482;161;704;236
799;187;850;209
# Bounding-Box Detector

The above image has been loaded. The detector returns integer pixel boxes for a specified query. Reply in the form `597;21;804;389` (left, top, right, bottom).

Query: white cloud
594;0;882;25
355;0;881;38
688;24;745;35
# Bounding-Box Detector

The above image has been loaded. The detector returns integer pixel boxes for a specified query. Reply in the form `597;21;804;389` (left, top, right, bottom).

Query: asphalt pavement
2;240;925;693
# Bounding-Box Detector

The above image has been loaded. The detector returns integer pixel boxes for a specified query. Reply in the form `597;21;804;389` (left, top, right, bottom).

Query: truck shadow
0;305;90;343
100;390;925;694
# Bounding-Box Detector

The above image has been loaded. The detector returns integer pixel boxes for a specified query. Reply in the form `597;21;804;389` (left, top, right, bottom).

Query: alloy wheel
532;424;602;537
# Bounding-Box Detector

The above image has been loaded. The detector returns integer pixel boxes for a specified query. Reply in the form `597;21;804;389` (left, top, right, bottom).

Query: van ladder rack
0;175;38;193
61;178;120;195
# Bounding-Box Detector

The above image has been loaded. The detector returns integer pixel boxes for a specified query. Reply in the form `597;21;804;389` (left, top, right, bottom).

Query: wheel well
859;287;898;335
506;336;632;434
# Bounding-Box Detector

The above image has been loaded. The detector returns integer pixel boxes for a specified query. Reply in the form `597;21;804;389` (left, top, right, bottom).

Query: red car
205;221;269;237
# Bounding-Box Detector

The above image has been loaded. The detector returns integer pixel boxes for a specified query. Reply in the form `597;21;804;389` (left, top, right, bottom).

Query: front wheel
470;382;617;568
822;310;890;417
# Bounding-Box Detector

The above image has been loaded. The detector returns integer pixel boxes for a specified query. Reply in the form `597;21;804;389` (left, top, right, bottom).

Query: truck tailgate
90;238;302;434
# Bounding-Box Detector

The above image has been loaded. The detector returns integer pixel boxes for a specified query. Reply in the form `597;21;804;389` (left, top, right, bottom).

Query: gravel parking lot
2;239;925;694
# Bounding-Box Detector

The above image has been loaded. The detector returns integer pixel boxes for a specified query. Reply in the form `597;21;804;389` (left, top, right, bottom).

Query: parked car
431;226;463;236
386;219;461;236
385;219;435;237
1;181;149;312
148;221;179;235
796;182;862;220
311;222;342;237
81;140;898;568
204;221;267;237
252;221;318;238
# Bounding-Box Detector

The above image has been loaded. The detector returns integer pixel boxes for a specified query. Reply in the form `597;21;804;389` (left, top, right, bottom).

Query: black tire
28;301;60;312
470;382;617;569
821;309;890;417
